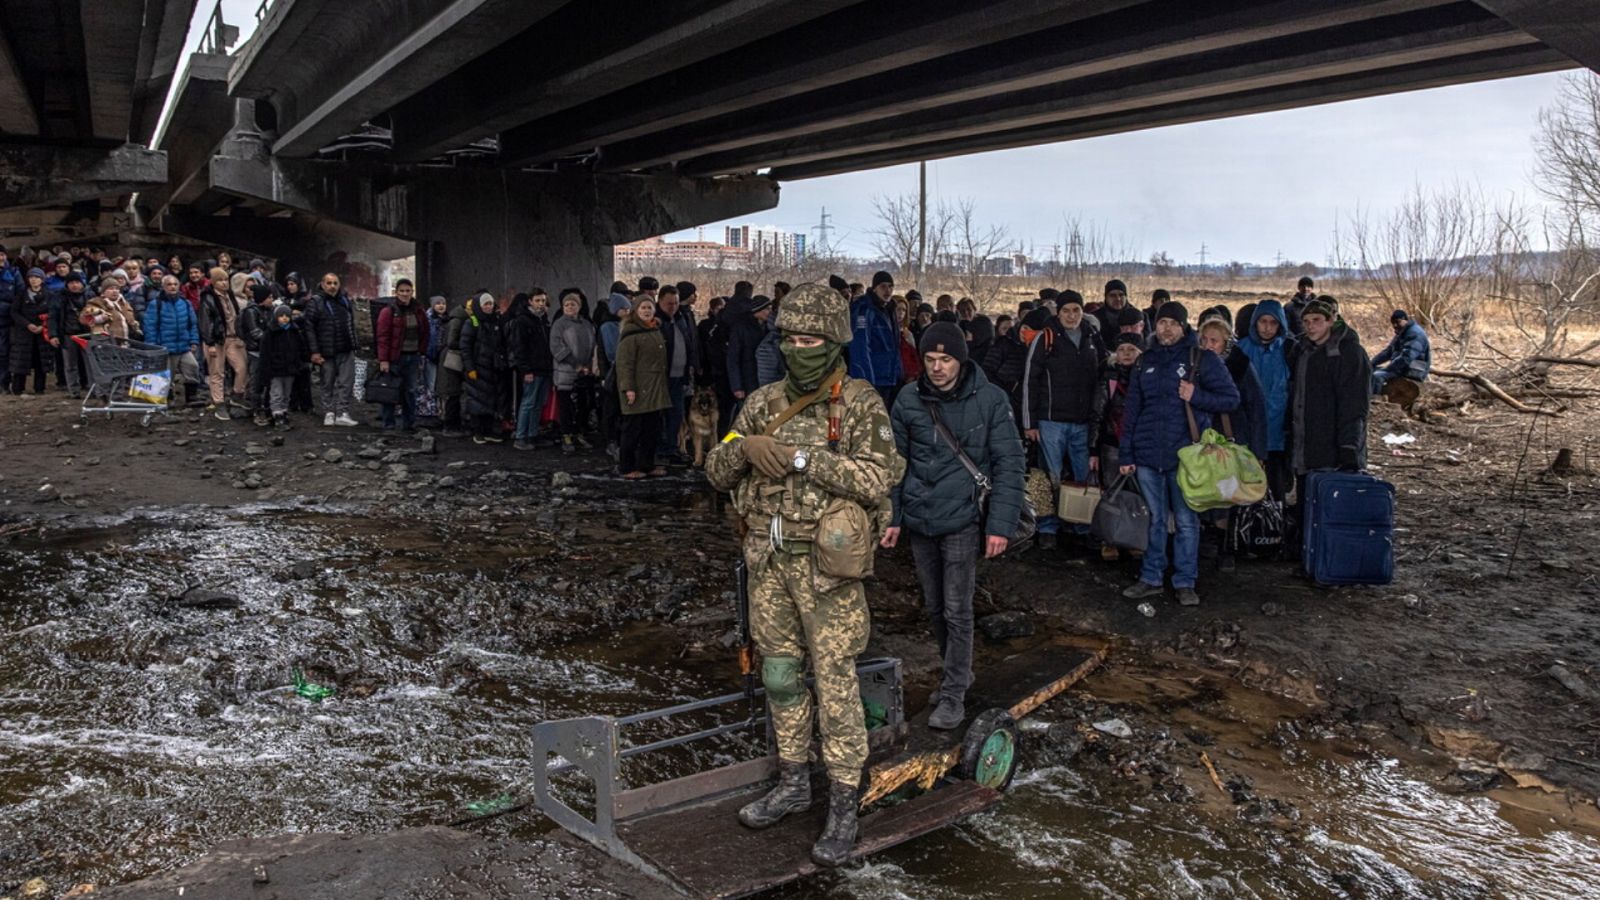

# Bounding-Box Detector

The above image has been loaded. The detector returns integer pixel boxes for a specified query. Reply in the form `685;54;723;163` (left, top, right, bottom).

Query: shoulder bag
926;399;1036;551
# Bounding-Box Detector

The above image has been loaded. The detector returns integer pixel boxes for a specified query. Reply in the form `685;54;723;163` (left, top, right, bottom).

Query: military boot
737;761;811;829
810;780;859;868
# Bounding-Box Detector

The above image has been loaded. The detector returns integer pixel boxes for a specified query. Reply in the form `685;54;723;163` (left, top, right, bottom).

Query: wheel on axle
957;707;1019;791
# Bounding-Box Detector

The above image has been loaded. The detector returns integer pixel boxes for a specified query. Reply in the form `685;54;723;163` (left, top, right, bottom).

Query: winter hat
1038;288;1059;301
27;267;44;279
1198;310;1233;338
871;270;894;288
1391;309;1409;322
1116;305;1144;327
66;270;86;286
272;303;293;320
607;292;631;315
748;294;773;314
1056;289;1084;309
1235;303;1257;339
97;259;114;272
1104;278;1128;296
1304;295;1339;321
1202;305;1232;330
1151;288;1171;304
430;294;447;306
918;321;969;365
905;289;922;303
1113;333;1143;350
249;283;274;304
827;274;849;293
477;291;496;311
1155;301;1188;327
248;258;264;270
1297;276;1315;290
1020;308;1053;331
676;281;697;301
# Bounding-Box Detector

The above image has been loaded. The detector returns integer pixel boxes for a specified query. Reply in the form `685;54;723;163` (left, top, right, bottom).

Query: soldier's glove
743;434;797;479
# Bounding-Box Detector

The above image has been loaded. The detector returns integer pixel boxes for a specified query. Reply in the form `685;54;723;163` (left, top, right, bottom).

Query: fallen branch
1432;368;1562;416
1531;356;1600;368
1199;751;1229;797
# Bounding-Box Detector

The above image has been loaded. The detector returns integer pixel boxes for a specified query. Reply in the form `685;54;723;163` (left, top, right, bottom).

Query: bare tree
1149;250;1175;278
871;193;955;288
1345;182;1490;363
1060;215;1135;292
950;198;1012;308
1488;206;1600;360
1536;72;1600;226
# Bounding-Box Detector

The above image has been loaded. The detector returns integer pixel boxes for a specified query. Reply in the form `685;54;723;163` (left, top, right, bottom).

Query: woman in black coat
9;273;54;395
460;292;508;443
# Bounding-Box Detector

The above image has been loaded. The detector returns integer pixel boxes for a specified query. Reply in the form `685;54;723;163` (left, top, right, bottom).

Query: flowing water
1;505;1598;897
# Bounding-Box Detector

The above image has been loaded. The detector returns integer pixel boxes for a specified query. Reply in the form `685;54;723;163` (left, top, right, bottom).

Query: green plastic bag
1177;428;1267;512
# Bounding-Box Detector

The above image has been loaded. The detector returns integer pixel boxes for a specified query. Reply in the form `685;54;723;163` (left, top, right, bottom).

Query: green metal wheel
957;708;1019;791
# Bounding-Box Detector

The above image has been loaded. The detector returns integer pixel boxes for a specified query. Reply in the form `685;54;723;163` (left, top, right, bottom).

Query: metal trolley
72;335;173;426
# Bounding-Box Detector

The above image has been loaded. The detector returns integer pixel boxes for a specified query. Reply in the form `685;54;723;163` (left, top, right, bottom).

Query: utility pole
919;162;930;280
1197;242;1210;268
815;206;834;256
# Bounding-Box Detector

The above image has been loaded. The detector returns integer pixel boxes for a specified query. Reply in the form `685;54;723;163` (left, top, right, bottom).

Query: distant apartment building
614;235;749;269
724;225;807;265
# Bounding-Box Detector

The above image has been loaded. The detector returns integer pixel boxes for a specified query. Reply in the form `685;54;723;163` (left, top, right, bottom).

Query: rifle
734;560;758;719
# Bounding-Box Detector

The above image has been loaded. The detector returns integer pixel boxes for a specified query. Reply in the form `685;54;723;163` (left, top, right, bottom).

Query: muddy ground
2;378;1599;897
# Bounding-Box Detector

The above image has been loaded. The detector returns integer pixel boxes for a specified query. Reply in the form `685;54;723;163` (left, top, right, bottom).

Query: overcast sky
668;72;1572;267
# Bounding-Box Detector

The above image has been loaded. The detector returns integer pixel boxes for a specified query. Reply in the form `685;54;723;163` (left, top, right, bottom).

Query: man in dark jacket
1371;308;1431;395
238;282;275;424
1119;302;1240;606
1093;278;1133;337
301;272;359;426
958;298;994;364
1021;290;1107;548
1285;276;1316;335
506;289;553;447
377;279;432;432
698;295;732;432
724;294;771;415
884;322;1024;731
1288;296;1370;478
848;270;902;404
0;249;19;388
656;284;697;462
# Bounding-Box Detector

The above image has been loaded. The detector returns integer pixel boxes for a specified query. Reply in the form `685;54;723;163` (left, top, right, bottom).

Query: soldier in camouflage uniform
705;282;904;868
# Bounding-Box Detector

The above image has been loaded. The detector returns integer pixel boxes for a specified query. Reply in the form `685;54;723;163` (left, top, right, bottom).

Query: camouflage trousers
751;549;871;786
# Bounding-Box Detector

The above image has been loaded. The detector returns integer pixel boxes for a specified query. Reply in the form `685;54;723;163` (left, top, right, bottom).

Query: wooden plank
618;780;1001;899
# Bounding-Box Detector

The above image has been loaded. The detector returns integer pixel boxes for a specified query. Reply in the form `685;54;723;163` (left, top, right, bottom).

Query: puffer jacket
723;296;765;396
505;307;552;375
754;320;785;386
142;292;198;354
434;305;469;397
51;289;90;338
847;293;902;387
460;308;506;417
1288;321;1370;474
1372;320;1431;381
10;288;55;374
1240;301;1290;453
1022;320;1105;430
890;365;1025;539
301;289;357;356
1120;330;1240;472
982;331;1028;398
260;321;309;378
376;301;431;363
237;302;271;353
550;313;596;391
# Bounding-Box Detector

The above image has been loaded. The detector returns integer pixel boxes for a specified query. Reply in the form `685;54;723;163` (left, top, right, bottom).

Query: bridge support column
202;157;780;300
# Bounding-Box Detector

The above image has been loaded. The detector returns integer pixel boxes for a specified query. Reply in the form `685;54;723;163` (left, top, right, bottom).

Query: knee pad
762;656;806;708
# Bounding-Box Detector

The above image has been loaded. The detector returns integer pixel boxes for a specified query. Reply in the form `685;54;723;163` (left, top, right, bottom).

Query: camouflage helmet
775;282;851;344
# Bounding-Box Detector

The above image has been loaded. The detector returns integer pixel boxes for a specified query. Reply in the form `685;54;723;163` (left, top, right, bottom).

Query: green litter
862;697;888;730
292;669;335;702
465;793;516;816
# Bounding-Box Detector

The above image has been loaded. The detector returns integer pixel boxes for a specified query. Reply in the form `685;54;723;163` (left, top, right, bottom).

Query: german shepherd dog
681;385;720;467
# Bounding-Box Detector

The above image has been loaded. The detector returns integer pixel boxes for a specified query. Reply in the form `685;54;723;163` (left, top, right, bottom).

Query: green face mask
782;340;843;397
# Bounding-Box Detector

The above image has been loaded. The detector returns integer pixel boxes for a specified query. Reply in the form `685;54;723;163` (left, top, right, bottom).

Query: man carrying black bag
882;322;1026;731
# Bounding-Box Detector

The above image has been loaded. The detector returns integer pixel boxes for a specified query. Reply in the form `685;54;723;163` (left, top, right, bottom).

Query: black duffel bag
1091;474;1150;552
364;369;404;406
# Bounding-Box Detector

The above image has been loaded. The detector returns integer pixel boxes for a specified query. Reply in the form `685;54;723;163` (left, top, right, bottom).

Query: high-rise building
725;225;806;264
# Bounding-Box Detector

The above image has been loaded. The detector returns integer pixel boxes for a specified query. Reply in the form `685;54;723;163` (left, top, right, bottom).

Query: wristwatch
792;448;810;472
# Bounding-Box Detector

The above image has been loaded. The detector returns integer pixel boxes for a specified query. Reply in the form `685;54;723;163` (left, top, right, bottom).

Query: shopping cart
72;335;174;426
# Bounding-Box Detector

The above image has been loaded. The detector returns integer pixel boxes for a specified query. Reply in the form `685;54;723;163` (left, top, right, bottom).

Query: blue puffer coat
1372;320;1432;381
1240;300;1290;453
142;292;198;354
890;365;1025;539
848;293;901;388
1120;330;1240;472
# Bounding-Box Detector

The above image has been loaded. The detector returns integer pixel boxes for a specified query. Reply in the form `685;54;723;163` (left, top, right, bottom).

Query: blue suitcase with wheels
1302;471;1395;585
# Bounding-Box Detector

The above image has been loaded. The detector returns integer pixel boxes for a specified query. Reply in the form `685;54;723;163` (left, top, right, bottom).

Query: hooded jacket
1372;320;1431;381
260;313;310;379
962;314;995;365
1119;330;1241;472
550;312;596;391
1288;321;1370;473
615;315;670;414
1240;300;1290;453
1022;319;1106;430
890;364;1025;539
142;291;199;355
847;293;902;388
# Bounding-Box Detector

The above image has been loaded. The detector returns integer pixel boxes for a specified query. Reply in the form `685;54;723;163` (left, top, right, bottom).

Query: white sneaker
334;413;359;427
324;412;335;427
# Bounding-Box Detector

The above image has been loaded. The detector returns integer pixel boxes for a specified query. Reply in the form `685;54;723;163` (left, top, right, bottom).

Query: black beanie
872;270;894;287
1113;333;1143;350
1116;305;1144;327
1391;308;1409;322
828;274;849;292
748;294;773;314
676;281;696;300
1057;289;1084;308
1021;308;1053;331
1104;278;1128;295
918;321;969;365
249;283;274;304
1155;301;1188;327
1298;276;1315;290
1039;288;1059;301
1151;288;1171;304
